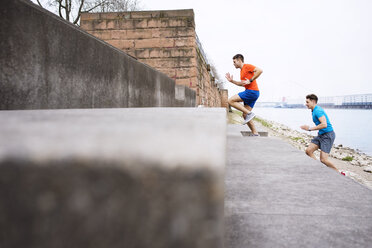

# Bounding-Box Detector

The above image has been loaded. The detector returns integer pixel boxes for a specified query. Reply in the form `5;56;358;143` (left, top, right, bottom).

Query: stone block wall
220;89;229;109
81;10;227;107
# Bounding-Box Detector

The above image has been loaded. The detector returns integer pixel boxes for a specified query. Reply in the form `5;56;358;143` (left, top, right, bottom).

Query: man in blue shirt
300;94;338;172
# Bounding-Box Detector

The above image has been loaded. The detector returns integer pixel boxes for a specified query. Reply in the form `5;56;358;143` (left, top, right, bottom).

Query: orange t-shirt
241;64;259;91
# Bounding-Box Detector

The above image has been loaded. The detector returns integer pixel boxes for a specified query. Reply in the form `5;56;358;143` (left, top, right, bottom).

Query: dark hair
233;54;244;62
306;94;318;103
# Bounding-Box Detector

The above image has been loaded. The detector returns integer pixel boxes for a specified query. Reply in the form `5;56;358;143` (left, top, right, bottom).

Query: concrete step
240;131;269;137
0;108;226;248
227;123;268;137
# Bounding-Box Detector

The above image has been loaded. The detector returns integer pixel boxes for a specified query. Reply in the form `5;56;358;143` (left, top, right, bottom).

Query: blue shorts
238;90;260;108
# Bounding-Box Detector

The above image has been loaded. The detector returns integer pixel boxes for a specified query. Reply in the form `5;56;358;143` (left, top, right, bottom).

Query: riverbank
227;111;372;190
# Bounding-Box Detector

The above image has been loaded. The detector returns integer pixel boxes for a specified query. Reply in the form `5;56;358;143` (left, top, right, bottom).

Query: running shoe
339;170;349;176
242;112;256;125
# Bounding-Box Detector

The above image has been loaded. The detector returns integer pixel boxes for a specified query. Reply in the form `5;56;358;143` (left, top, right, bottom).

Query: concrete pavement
225;124;372;248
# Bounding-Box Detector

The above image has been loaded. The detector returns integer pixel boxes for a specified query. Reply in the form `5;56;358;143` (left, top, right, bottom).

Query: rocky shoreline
256;117;372;167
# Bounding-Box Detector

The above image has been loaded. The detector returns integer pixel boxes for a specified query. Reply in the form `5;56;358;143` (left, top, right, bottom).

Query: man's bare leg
243;105;258;135
320;151;339;172
305;143;319;160
228;95;250;115
247;120;258;134
306;144;339;172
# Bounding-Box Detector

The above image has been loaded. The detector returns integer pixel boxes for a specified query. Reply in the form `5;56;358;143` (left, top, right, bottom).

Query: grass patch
291;137;304;142
342;156;354;161
232;110;242;116
255;117;273;128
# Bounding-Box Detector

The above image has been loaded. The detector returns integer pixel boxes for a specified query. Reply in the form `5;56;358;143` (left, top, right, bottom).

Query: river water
254;107;372;156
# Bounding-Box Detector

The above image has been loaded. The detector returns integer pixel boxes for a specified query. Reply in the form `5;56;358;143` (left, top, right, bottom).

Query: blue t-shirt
312;105;333;135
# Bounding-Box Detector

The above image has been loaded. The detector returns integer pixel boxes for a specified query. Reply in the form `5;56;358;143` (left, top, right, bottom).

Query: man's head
232;54;244;69
305;94;318;109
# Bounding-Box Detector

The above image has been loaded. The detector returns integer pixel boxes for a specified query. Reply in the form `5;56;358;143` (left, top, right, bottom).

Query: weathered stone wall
220;89;229;109
81;10;226;107
0;0;195;109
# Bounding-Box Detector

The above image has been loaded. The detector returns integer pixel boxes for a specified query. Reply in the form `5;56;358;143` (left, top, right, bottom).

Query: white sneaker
242;112;256;125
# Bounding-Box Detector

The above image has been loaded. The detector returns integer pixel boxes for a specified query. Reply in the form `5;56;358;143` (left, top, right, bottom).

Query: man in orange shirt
225;54;263;135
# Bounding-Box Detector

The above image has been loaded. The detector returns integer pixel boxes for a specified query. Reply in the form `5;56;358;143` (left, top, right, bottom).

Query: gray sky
33;0;372;101
143;0;372;101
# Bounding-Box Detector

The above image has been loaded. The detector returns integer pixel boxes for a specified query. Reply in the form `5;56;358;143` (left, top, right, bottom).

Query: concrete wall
0;0;196;110
80;10;225;107
0;108;226;248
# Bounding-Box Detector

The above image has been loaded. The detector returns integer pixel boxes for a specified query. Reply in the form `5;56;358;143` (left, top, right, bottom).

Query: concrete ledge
174;85;196;107
0;0;196;109
0;108;226;248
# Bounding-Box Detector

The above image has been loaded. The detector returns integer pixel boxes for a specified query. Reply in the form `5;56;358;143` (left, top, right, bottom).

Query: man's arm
225;73;246;86
225;66;263;86
242;66;263;86
300;116;327;131
251;67;263;82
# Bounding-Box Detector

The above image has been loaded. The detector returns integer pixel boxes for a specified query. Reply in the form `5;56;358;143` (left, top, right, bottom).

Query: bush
342;156;354;161
291;137;304;142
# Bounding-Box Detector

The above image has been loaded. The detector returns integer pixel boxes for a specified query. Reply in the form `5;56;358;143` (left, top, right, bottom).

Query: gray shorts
311;131;335;154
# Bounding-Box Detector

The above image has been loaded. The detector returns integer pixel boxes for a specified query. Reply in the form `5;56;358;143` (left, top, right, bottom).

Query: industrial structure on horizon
256;93;372;109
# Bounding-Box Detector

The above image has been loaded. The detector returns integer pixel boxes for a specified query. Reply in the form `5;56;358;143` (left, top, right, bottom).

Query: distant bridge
256;94;372;109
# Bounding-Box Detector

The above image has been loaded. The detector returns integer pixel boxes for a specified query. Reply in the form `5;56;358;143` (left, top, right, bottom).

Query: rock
351;160;359;166
364;166;372;173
